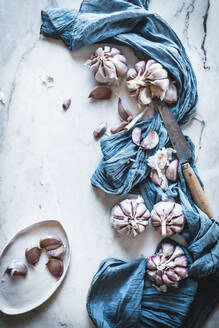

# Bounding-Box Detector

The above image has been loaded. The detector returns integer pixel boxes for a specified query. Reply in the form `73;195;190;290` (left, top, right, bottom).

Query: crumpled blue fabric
41;0;219;327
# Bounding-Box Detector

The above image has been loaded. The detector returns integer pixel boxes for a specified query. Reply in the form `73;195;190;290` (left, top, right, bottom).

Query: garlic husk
5;260;28;277
47;245;66;258
62;98;71;110
93;122;107;138
111;121;128;134
40;234;63;250
46;259;63;279
140;131;159;150
151;201;185;237
89;86;112;99
118;97;133;122
165;159;178;182
85;47;127;83
110;197;150;238
126;59;177;105
25;246;42;265
147;242;188;292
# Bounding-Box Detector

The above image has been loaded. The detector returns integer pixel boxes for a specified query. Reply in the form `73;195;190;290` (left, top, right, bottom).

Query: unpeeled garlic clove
88;86;112;99
25;246;42;265
93;122;107;138
110;121;128;134
47;245;66;258
165;159;178;181
62;98;71;110
40;234;62;250
140;131;159;150
132;127;142;146
118;97;132;122
46;259;63;279
150;169;168;191
6;260;28;277
164;81;178;104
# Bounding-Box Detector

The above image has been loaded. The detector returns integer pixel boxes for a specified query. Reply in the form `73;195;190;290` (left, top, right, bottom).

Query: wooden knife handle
182;163;213;218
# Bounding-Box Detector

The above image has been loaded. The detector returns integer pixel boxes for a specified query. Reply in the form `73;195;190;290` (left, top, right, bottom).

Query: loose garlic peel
85;46;128;84
126;59;177;106
110;197;150;237
147;243;188;292
151;201;185;237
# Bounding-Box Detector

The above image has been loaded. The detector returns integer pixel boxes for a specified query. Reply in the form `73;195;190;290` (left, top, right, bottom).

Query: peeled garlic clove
47;245;65;258
40;234;62;250
25;246;42;265
110;121;128;134
164;81;178;104
140;131;159;150
132;127;142;146
89;86;112;100
6;260;27;277
62;98;71;110
165;159;178;181
118;97;133;122
46;259;63;279
93;122;107;138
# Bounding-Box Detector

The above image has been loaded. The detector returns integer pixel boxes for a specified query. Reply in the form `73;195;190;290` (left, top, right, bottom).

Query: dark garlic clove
25;246;42;265
132;127;142;146
118;97;132;122
40;234;63;250
46;259;63;279
110;121;128;134
93;122;107;138
62;98;71;110
6;260;28;277
88;86;112;99
47;245;66;258
140;131;159;150
165;159;178;182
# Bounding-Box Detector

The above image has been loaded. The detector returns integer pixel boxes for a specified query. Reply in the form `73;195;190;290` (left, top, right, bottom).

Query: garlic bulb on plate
147;242;188;292
126;60;177;106
110;197;150;237
151;201;185;237
85;46;128;83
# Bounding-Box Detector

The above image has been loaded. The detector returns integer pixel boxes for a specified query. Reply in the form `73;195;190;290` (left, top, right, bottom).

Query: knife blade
157;102;213;218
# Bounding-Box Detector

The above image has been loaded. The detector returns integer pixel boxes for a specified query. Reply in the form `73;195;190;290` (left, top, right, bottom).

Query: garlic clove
110;48;120;56
155;274;163;286
171;215;185;226
162;273;175;286
147;68;168;81
135;61;146;74
138;86;152;105
166;268;179;282
164;81;178;104
95;65;108;83
113;54;127;64
112;60;128;77
6;260;28;277
110;121;128;134
161;243;175;257
47;245;66;258
132;127;142;146
135;202;148;218
150;169;168;191
89;86;112;100
118;97;133;122
62;98;71;110
126;68;138;81
165;159;178;181
25;246;42;265
174;255;188;267
40;234;62;250
46;259;63;279
147;257;157;270
112;204;126;220
175;266;188;278
93;122;107;139
147;270;157;281
151;255;162;266
120;200;132;217
140;131;159;150
150;78;170;93
145;59;157;72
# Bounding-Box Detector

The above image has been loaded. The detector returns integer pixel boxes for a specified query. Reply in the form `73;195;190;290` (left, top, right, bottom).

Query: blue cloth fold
41;0;219;327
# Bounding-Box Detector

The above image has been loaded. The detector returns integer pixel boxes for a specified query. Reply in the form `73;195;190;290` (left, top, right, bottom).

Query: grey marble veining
0;1;218;327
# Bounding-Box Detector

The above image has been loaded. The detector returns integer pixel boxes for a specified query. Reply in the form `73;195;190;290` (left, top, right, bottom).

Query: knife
157;102;213;218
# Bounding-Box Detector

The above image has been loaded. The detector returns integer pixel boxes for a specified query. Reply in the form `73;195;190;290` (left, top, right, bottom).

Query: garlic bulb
85;46;128;83
110;197;150;237
147;243;188;292
151;201;185;237
5;260;28;277
126;60;177;105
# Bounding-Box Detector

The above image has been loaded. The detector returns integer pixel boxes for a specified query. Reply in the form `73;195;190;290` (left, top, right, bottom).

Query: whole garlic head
126;60;177;105
151;201;185;237
85;46;128;83
147;243;188;292
110;197;150;237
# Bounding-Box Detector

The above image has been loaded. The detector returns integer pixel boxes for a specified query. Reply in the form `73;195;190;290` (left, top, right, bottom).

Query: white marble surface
0;0;218;327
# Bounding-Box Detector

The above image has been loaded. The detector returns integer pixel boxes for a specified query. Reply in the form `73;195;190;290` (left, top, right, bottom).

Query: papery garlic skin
85;46;127;83
110;197;150;237
151;201;185;237
6;260;28;277
126;59;177;106
147;243;188;292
